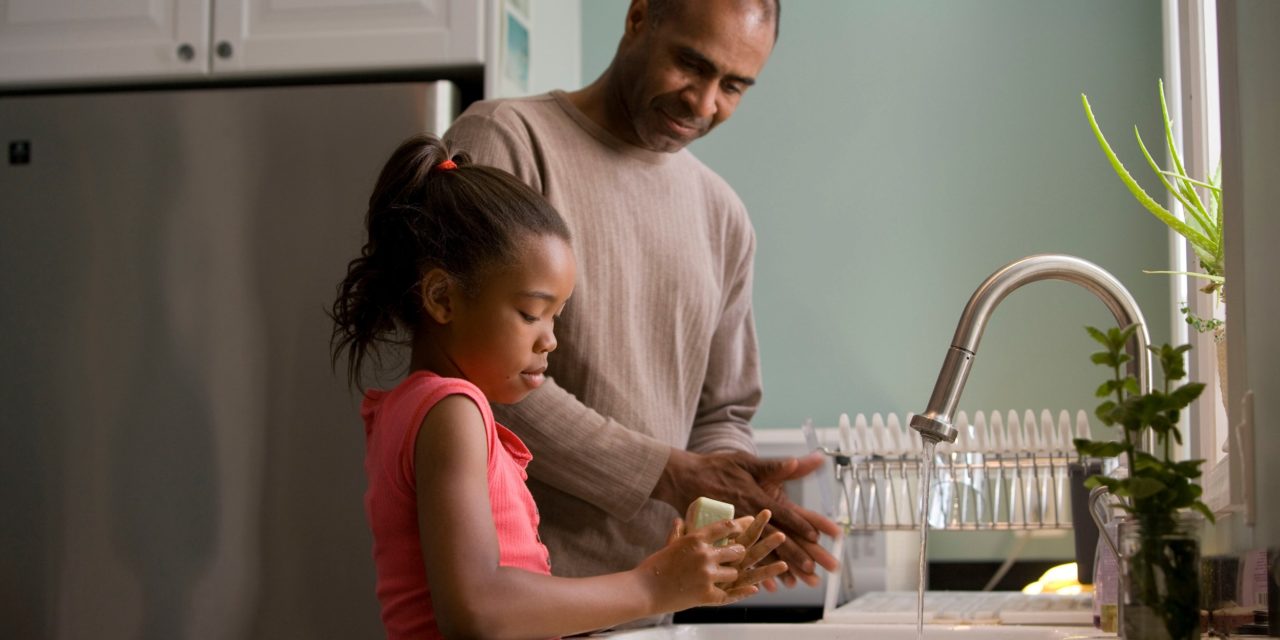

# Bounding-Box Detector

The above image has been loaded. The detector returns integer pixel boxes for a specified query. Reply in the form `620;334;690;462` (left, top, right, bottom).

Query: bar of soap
685;497;735;546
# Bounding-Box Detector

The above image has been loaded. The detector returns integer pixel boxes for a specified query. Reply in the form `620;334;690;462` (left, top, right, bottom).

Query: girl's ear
420;268;456;324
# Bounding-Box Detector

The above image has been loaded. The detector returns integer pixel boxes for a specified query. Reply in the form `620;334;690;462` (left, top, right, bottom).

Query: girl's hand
724;509;788;597
636;516;752;613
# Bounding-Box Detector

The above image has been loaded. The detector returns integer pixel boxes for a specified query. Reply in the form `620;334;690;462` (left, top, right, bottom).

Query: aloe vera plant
1081;80;1224;301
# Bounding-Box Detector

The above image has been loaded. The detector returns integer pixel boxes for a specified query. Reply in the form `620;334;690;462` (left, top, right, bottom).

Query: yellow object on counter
686;497;735;546
1022;562;1086;595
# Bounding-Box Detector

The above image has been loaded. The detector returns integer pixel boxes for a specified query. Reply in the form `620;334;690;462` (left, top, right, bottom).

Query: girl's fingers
711;565;740;585
733;509;771;549
740;530;786;568
696;516;751;543
713;543;747;566
722;585;759;604
667;517;684;545
732;560;789;590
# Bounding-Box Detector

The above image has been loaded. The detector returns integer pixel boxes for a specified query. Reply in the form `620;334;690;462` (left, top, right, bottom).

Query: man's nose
683;79;719;121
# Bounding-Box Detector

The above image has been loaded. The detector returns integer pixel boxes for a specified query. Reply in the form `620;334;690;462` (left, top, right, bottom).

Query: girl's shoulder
362;372;493;434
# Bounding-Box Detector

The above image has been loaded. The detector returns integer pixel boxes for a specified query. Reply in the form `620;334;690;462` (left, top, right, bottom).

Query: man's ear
420;268;456;324
624;0;650;38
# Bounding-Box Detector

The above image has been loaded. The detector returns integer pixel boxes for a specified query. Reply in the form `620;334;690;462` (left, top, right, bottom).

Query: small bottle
1093;517;1121;632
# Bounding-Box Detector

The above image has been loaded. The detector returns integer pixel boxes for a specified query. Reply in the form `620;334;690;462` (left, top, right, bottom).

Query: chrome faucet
909;254;1152;446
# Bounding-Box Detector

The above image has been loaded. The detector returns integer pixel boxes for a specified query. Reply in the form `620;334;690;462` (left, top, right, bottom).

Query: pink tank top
361;371;551;639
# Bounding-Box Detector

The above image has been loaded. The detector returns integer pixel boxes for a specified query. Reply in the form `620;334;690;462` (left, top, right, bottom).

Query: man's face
615;0;775;153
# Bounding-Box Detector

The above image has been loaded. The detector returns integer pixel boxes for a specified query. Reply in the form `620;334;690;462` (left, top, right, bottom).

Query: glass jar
1118;513;1203;639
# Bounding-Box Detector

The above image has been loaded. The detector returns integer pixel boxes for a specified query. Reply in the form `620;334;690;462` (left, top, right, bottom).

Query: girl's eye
519;311;538;324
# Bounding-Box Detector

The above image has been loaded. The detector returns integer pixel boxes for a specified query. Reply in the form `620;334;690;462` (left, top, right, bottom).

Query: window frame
1164;0;1233;513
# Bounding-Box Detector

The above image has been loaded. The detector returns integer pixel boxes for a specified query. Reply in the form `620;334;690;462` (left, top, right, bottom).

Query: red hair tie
436;159;458;171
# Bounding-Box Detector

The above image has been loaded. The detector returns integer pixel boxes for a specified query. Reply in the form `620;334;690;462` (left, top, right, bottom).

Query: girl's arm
415;395;784;640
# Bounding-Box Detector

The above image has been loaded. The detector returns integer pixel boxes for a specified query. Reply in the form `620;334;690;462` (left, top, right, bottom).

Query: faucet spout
910;254;1152;448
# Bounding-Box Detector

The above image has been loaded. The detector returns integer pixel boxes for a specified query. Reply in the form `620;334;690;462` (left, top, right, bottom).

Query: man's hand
652;449;841;588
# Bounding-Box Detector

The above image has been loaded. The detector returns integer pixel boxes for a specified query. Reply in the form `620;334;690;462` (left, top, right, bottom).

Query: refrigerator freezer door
0;81;456;640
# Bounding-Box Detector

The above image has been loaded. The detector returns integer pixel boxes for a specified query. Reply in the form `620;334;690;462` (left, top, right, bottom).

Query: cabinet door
0;0;209;87
210;0;484;76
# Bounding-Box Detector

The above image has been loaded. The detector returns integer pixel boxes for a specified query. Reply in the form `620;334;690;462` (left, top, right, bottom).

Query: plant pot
1118;513;1203;639
1069;461;1103;584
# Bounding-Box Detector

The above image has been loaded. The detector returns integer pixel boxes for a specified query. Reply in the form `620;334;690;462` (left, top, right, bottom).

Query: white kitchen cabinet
0;0;212;84
210;0;483;77
0;0;484;87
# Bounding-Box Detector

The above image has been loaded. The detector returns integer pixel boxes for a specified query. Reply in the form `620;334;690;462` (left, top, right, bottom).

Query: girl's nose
537;329;557;354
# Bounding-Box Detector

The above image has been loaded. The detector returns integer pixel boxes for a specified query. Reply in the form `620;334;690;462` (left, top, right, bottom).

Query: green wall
582;0;1172;435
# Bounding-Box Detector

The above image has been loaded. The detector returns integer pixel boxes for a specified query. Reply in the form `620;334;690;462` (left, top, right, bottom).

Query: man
445;0;839;595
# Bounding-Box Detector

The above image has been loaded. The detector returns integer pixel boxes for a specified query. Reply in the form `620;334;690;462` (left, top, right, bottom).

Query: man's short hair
647;0;781;42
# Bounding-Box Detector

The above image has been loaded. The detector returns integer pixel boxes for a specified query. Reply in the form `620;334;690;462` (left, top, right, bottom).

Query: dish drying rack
802;409;1099;531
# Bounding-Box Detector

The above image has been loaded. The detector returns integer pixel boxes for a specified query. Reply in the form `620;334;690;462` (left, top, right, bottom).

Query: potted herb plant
1081;81;1226;402
1075;324;1213;640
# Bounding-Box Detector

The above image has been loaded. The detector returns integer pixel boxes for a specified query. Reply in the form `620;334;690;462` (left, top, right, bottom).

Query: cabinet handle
176;43;195;62
216;41;234;59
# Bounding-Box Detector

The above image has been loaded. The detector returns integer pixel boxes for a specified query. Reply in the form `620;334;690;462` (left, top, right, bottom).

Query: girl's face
442;234;576;405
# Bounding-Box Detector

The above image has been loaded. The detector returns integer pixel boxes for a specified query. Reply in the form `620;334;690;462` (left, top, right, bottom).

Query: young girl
331;135;787;640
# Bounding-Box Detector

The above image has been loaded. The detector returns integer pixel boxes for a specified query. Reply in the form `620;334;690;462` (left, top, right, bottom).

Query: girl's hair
330;134;570;388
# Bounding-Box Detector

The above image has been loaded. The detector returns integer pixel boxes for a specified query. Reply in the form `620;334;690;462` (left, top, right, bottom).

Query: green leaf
1117;324;1140;348
1157;170;1221;194
1076;440;1128;458
1137;129;1218;246
1129;476;1167;499
1086;326;1109;346
1169;382;1206;409
1081;93;1216;254
1173;459;1205;478
1085;476;1125;495
1158;79;1211;216
1192;501;1217;524
1143;270;1226;284
1095;400;1119;426
1123;377;1140;395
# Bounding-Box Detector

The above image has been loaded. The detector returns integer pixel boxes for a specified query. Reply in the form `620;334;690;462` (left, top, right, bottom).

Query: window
1164;0;1230;510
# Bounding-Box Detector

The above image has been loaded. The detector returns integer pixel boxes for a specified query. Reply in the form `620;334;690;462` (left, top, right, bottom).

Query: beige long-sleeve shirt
445;91;762;579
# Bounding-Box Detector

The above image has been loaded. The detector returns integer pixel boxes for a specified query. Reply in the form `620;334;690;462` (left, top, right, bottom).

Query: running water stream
916;439;938;640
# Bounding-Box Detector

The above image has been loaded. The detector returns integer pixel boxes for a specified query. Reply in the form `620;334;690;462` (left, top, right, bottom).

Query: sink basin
598;623;1112;639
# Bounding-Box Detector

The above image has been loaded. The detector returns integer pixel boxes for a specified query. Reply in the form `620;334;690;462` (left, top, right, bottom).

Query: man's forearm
495;379;671;521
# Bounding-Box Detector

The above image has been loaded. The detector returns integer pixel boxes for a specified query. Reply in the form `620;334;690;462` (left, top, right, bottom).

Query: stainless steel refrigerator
0;81;459;640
